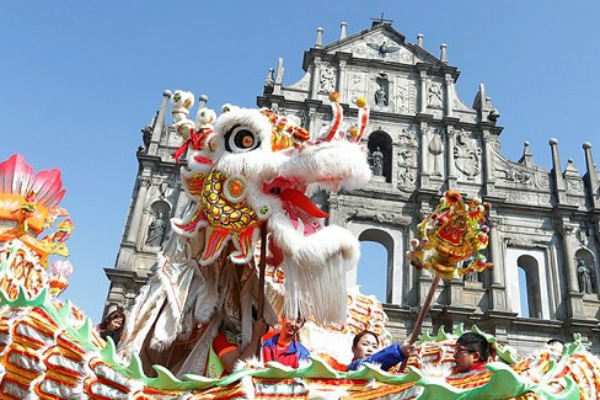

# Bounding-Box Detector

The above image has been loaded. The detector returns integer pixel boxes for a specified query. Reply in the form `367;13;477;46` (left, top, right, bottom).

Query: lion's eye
225;125;261;153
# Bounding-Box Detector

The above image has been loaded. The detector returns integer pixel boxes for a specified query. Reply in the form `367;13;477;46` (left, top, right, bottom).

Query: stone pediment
493;151;551;192
323;24;440;66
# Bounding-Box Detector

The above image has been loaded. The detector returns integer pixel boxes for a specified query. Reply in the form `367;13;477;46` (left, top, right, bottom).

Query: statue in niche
374;72;389;107
577;258;595;294
370;147;384;176
146;212;167;247
375;86;388;106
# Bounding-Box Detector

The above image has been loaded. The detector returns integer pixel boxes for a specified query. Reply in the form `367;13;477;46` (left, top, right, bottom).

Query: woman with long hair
97;308;126;347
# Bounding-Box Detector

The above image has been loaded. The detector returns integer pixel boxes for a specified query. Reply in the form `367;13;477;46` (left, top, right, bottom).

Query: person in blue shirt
346;330;414;371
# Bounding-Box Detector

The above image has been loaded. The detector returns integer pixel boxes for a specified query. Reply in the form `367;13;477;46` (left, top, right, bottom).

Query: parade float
0;92;599;400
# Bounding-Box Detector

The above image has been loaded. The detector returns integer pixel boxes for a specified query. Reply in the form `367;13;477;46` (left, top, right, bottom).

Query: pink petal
0;154;18;194
36;169;63;206
31;169;65;207
45;188;66;208
12;155;33;195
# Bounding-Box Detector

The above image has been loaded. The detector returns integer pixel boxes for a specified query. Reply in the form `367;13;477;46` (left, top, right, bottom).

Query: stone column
419;121;430;187
559;222;585;319
488;218;504;286
335;53;351;96
406;225;416;306
310;56;321;99
445;125;457;187
125;178;151;245
487;217;508;311
481;129;496;195
315;27;324;49
549;139;566;204
148;90;172;156
273;58;284;96
305;102;319;138
583;142;599;209
444;73;453;118
560;223;579;294
337;59;346;93
418;69;428;113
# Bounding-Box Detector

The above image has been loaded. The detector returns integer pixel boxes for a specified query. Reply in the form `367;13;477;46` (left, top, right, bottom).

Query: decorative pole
400;190;493;372
398;276;440;372
256;223;268;356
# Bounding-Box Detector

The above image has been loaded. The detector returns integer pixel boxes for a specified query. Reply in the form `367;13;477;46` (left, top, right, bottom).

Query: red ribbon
172;129;208;163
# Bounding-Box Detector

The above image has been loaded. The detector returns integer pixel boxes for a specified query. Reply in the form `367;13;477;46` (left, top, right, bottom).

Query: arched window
517;255;541;318
368;131;393;183
357;229;394;303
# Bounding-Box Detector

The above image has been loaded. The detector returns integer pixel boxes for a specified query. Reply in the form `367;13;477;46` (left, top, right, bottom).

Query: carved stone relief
495;190;552;206
503;168;533;185
397;167;416;192
348;207;412;226
566;178;584;194
396;126;418;167
341;32;423;64
394;78;416;114
347;72;366;104
428;128;444;176
427;81;443;109
535;173;550;189
319;67;336;94
491;139;501;152
494;158;551;191
454;130;482;180
505;237;549;249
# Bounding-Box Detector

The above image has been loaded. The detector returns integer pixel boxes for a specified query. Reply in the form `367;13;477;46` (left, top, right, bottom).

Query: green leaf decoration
452;323;465;337
0;258;588;399
301;357;340;379
435;325;449;342
123;352;147;380
100;336;118;365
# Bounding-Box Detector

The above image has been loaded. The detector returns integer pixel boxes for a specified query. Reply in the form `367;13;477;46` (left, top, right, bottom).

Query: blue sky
1;1;599;321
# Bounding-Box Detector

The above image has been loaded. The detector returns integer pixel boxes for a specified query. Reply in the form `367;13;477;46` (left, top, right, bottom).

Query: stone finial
518;141;534;167
440;43;448;63
275;58;284;84
264;68;275;95
564;158;580;175
417;34;424;47
340;22;347;40
199;94;208;108
316;27;324;49
583;142;598;200
163;90;173;97
549;138;566;192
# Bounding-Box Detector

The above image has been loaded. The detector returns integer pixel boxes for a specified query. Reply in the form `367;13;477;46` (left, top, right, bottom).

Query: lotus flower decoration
0;154;73;265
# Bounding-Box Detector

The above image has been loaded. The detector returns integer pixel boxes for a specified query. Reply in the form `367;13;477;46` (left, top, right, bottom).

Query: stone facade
106;22;600;355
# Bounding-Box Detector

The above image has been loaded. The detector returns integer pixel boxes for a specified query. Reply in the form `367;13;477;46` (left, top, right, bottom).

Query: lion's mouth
263;177;328;236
